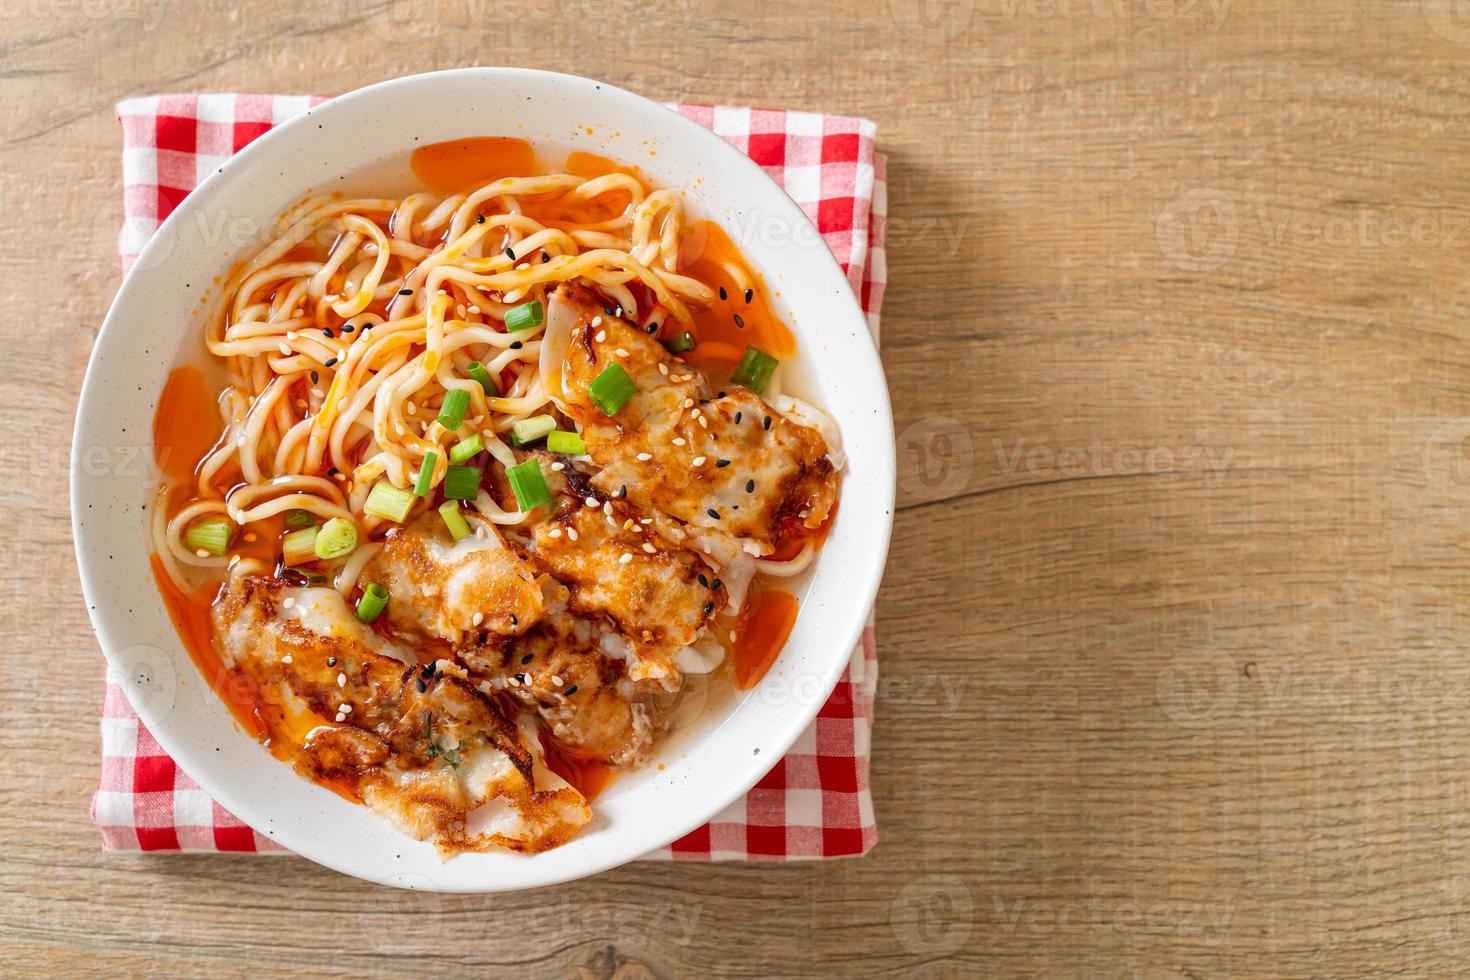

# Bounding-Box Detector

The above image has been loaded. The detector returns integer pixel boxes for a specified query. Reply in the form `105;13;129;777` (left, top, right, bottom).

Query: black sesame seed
515;673;525;683
310;370;319;384
715;459;730;468
399;288;413;295
619;484;628;498
521;653;533;664
703;602;714;616
510;614;519;626
646;323;658;334
744;288;754;303
325;357;338;367
322;327;335;338
707;508;721;519
327;466;339;476
327;657;337;666
734;411;742;424
698;573;709;587
476;214;485;224
712;578;722;590
564;684;578;696
510;341;523;350
603;306;615;316
746;479;756;493
416;679;427;693
719;286;728;300
504;246;516;260
763;415;772;430
733;314;745;329
342;324;354;333
541;251;551;263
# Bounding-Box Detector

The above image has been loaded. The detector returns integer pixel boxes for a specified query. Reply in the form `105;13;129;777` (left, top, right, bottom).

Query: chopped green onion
356;582;388;624
546;430;586;455
314;517;359;560
282;526;319;565
443;464;481;500
510;414;557;447
437;389;470;430
506;459;552;511
504;299;544;332
449;433;484;464
466;361;499;396
587;363;637;416
438;501;471;542
413;450;438;497
664;331;696;354
364;479;415;523
283;508;316;530
283;566;326;586
184;516;233;557
731;346;779;394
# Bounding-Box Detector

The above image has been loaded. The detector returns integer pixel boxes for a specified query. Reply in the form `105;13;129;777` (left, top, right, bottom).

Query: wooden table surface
7;0;1470;974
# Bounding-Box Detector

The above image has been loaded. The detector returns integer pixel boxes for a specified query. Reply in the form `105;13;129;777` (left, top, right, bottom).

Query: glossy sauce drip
732;587;800;690
540;735;616;801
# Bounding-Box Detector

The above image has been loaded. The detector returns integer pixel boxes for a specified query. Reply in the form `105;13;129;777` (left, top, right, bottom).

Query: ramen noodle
150;137;843;855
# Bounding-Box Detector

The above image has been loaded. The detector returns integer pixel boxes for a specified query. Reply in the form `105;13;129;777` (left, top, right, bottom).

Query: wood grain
5;0;1470;974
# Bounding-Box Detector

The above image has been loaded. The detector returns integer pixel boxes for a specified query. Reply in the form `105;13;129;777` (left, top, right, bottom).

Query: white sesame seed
619;552;633;564
283;597;296;609
637;452;652;461
594;329;606;343
515;263;528;271
585;497;599;509
338;703;350;713
479;681;493;694
472;612;484;626
285;331;298;340
615;348;629;357
195;548;210;558
642;543;657;554
550;461;565;472
640;517;653;525
508;675;520;687
278;343;291;356
281;655;292;664
548;527;563;538
406;402;417;415
456;304;466;318
335;712;346;722
567;527;579;541
591;316;603;328
504;289;523;303
310;388;324;398
469;305;481;314
658;363;669;376
673;437;686;446
552;675;564;686
697;415;708;429
683;399;694;409
603;501;614;517
337;673;346;687
692;456;706;467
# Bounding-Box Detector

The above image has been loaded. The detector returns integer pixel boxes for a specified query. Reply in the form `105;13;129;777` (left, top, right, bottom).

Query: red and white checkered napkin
96;94;887;861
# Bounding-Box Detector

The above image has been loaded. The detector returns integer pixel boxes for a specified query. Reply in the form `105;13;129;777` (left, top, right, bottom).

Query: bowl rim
72;67;893;890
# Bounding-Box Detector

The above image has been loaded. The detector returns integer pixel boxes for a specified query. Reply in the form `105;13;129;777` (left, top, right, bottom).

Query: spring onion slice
356;582;389;624
283;509;316;530
437;389;470;430
443;464;481;500
413;450;438;497
732;346;779;394
466;361;499;396
449;433;483;464
313;517;359;560
281;526;319;565
510;414;557;447
504;299;544;332
664;331;696;354
546;430;586;455
364;479;415;523
506;459;552;511
438;501;471;542
587;363;637;416
184;517;233;557
283;566;326;586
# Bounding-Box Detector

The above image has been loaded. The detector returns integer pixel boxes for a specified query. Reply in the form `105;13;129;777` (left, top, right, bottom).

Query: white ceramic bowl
73;68;892;891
